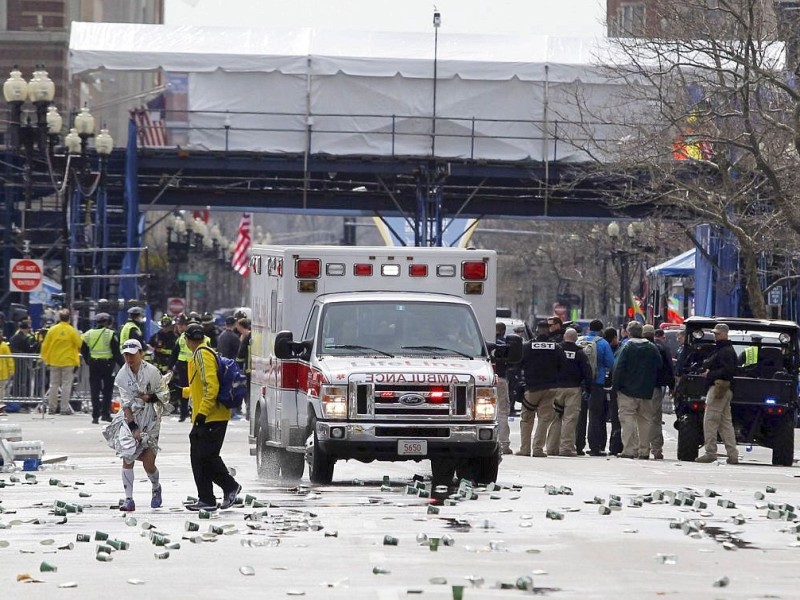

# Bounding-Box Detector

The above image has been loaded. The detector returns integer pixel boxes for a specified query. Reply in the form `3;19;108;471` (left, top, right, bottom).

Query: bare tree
562;0;800;317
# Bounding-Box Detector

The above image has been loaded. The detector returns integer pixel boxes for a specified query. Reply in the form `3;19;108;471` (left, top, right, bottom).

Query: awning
647;248;695;278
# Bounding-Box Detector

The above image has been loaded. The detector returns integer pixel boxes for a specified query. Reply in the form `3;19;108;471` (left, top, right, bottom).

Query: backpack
198;347;248;409
576;336;599;378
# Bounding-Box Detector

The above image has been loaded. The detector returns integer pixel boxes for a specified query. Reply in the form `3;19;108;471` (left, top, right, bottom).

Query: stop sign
167;297;186;316
9;259;43;293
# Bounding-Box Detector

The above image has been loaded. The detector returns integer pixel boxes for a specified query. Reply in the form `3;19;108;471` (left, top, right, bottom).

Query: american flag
130;94;167;147
231;213;252;277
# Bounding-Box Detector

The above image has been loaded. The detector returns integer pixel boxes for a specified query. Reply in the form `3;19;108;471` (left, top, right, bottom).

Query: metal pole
431;10;440;157
620;253;628;325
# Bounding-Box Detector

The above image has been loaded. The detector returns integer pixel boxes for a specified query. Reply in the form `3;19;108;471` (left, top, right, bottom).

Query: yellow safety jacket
743;346;759;367
82;327;114;359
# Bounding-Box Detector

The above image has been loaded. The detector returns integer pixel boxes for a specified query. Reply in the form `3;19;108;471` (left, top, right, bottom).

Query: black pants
189;421;238;505
88;359;115;420
587;383;610;453
607;389;623;455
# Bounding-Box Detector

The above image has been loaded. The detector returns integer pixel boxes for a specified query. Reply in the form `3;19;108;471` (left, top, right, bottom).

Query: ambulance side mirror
275;330;309;359
493;334;523;364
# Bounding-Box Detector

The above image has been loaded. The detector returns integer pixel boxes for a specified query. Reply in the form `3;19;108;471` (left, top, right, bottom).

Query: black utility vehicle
674;317;798;466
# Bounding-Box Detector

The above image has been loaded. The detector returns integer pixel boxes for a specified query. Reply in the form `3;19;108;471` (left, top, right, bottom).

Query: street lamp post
607;221;647;326
431;9;441;157
4;66;114;304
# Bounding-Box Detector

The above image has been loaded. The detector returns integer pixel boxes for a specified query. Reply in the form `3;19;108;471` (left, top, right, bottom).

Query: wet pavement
2;411;800;599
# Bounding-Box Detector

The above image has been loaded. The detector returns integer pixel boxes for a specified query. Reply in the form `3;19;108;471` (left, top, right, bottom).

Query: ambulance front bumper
314;421;498;460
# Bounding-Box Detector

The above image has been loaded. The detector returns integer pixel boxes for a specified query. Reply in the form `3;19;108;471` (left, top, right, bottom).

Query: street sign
9;259;43;293
178;272;206;282
768;286;783;306
167;297;186;316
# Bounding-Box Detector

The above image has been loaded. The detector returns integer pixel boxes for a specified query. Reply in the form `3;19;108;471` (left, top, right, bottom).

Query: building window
616;3;646;37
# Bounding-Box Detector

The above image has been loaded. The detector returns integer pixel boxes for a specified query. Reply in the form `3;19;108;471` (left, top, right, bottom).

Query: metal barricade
4;354;91;413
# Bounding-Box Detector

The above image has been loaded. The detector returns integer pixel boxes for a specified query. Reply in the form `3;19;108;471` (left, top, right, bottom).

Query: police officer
119;307;146;349
517;320;566;457
695;323;738;464
170;313;210;422
10;320;38;398
546;328;592;457
200;312;219;348
149;315;178;374
81;313;122;424
494;322;512;455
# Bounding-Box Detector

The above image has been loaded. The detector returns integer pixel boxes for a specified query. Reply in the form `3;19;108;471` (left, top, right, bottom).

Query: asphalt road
1;410;799;599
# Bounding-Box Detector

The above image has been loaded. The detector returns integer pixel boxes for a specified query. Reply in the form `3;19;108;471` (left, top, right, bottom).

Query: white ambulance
247;245;515;485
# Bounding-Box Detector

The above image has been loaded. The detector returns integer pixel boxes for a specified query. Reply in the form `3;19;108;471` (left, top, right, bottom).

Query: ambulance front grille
354;383;469;419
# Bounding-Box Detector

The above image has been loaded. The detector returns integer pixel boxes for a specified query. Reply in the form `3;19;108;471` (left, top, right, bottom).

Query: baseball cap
712;323;729;334
95;312;111;323
185;324;205;341
225;316;237;326
121;339;143;354
536;319;549;329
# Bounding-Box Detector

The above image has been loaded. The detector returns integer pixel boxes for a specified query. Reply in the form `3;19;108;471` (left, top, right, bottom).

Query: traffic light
626;306;635;319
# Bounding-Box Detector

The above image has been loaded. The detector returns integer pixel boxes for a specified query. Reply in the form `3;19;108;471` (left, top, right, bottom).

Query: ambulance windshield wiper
324;344;394;358
401;345;472;359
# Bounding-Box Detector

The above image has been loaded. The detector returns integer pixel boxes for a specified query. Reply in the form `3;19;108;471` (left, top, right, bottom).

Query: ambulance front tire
308;423;335;484
279;450;305;480
256;418;279;479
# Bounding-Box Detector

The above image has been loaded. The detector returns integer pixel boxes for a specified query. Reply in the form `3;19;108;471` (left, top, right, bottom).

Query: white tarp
69;23;626;161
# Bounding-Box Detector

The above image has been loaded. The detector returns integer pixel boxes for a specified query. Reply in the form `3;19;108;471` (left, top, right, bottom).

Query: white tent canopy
69;23;628;160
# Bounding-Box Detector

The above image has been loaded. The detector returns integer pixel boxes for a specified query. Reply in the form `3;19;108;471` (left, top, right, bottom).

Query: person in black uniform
216;316;240;360
169;313;192;422
81;313;122;423
235;318;252;420
10;320;38;398
517;320;566;457
149;315;178;375
200;312;219;348
695;323;739;464
546;328;592;457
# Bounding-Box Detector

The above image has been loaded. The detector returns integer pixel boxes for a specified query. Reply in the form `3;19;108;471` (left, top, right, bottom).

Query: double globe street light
4;65;114;306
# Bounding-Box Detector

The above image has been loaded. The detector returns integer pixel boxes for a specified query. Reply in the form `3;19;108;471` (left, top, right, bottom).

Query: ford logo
399;393;425;406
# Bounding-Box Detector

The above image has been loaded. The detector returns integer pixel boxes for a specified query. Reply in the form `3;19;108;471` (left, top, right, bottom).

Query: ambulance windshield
318;301;485;358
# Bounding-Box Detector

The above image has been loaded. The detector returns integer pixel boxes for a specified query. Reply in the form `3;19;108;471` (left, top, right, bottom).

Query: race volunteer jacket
40;321;82;368
521;335;566;392
183;342;230;423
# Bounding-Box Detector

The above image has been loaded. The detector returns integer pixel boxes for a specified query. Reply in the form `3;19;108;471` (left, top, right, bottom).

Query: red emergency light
409;264;428;277
462;261;487;281
379;391;394;398
354;263;373;276
429;389;447;403
296;258;321;278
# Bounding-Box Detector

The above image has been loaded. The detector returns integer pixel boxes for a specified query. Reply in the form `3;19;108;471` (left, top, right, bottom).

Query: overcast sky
164;0;607;37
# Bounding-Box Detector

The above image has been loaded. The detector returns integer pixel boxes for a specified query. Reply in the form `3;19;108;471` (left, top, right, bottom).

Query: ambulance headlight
474;387;497;420
321;385;348;419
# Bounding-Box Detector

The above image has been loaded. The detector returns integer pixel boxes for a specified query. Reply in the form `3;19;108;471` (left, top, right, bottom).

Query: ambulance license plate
398;440;427;456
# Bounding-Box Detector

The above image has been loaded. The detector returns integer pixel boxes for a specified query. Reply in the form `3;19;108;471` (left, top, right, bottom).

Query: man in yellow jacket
40;309;83;415
0;331;14;407
182;323;242;512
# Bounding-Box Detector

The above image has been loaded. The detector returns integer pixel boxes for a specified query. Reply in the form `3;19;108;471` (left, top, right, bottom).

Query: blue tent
646;248;695;278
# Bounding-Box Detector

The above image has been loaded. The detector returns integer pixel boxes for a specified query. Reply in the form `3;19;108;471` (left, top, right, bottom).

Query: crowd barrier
3;354;92;413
